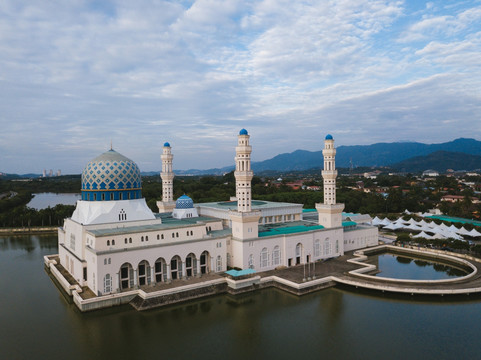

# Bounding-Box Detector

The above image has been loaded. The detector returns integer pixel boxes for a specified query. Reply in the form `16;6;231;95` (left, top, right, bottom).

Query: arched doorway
120;262;134;290
170;255;182;280
185;253;197;277
137;260;151;286
200;251;210;274
154;257;167;283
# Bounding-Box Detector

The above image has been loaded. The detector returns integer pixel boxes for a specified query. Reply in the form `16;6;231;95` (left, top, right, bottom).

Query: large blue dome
239;128;248;135
325;134;333;140
176;195;194;209
81;149;142;201
164;142;170;147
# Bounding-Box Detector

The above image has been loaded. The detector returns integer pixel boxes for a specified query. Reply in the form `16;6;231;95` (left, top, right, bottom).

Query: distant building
423;169;439;177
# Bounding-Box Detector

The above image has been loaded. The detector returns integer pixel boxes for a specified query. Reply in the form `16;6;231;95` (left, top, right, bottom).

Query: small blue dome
325;134;333;140
176;195;194;209
164;142;170;147
239;128;248;135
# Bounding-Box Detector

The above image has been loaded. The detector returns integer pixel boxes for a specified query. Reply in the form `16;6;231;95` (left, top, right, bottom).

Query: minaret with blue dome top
229;129;261;240
157;142;176;213
316;134;344;228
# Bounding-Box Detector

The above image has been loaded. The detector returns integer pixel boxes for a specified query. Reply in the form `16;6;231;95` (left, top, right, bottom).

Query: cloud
0;1;480;174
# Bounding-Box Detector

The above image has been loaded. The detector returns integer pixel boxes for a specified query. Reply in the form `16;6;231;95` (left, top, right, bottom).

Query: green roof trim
302;209;317;213
426;215;481;227
342;221;357;227
258;224;324;237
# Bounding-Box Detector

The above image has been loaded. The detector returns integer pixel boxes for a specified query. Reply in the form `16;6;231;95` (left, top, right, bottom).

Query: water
373;253;467;280
1;235;480;360
27;192;81;210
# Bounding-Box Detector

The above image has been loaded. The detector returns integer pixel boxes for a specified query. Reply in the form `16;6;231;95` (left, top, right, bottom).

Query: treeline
0;204;75;228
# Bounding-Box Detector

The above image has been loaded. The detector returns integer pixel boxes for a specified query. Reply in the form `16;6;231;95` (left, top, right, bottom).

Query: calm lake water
374;253;467;280
27;192;81;210
1;234;480;360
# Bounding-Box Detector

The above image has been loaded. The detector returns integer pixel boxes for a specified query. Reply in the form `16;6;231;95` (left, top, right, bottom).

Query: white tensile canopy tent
380;218;392;226
371;216;383;226
413;231;432;239
469;228;481;238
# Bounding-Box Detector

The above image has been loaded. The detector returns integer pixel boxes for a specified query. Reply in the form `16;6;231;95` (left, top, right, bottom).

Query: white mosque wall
89;236;229;295
343;226;379;252
229;228;344;271
71;198;155;225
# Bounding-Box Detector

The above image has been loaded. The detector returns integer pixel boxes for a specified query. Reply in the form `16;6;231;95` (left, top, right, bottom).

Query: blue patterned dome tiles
81;149;143;201
176;195;194;209
239;128;248;135
325;134;333;140
164;142;170;147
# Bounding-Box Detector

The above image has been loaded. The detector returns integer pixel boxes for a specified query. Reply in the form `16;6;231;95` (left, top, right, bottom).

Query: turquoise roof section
259;224;324;237
225;269;256;277
425;215;481;227
303;209;317;213
239;128;248;135
342;221;357;227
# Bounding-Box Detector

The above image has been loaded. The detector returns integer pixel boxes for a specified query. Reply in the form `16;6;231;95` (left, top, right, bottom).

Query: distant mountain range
176;138;481;175
3;138;481;177
391;151;481;173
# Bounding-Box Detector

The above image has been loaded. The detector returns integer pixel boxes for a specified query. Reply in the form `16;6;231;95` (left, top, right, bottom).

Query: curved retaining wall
337;245;481;295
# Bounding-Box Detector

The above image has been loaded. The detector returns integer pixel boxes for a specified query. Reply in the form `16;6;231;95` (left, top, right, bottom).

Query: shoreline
0;227;58;235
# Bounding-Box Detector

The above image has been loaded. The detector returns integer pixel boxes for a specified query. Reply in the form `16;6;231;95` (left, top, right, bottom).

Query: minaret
316;134;344;228
235;128;253;212
229;129;260;240
157;142;176;213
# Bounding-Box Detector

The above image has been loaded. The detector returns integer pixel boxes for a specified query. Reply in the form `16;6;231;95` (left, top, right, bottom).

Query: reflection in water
1;235;481;360
374;253;466;280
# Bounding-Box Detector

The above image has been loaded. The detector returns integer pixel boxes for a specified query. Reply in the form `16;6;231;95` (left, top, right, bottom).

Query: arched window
104;274;111;294
260;248;268;268
248;254;254;269
216;255;222;272
120;263;134;290
141;236;144;242
154;258;167;283
137;260;151;286
124;238;127;244
170;256;182;280
107;240;110;246
314;239;321;257
324;238;331;256
295;243;303;265
157;234;160;240
185;253;197;277
146;236;148;241
112;240;115;246
129;237;132;243
200;251;210;274
272;246;281;266
161;234;164;239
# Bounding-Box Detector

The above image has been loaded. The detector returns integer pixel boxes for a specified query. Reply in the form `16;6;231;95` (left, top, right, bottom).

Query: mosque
56;130;378;298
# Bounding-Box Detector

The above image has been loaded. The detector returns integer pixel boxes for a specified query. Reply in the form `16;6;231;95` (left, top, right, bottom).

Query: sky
1;0;481;174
